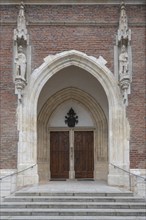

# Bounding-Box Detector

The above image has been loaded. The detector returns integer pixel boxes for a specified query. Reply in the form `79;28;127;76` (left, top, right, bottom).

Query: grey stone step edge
1;216;146;220
1;201;146;209
4;196;146;202
1;208;146;216
15;192;134;197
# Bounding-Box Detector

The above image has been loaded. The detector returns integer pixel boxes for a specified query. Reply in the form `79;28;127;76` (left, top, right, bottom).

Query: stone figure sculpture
119;45;129;76
15;45;27;80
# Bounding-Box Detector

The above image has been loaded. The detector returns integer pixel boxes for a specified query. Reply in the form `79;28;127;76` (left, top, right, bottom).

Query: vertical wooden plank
50;131;69;179
74;131;94;178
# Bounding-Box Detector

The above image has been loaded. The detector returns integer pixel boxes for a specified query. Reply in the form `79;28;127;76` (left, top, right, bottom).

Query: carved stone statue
15;45;27;80
119;45;129;76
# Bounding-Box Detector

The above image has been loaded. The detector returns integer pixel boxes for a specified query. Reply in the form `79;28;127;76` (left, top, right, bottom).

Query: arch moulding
16;50;130;188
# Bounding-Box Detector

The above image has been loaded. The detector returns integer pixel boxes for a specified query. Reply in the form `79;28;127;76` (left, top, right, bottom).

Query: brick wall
0;23;18;169
0;4;145;169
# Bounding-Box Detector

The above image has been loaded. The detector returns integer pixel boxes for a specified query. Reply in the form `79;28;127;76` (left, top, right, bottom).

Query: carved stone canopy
117;1;131;45
65;108;78;127
14;2;28;42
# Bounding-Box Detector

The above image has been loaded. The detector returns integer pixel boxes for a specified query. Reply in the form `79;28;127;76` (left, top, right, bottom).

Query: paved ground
19;180;130;193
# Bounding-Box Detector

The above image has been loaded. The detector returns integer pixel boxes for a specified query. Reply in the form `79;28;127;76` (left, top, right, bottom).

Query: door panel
50;131;69;179
74;131;94;178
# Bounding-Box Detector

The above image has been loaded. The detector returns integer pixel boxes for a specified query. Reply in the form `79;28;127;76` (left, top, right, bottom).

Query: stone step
1;208;146;216
15;192;133;197
1;201;146;209
4;196;145;203
2;188;145;219
1;216;146;220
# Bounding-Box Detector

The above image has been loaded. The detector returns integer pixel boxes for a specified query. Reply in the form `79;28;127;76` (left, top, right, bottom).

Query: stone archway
16;50;130;188
37;88;108;182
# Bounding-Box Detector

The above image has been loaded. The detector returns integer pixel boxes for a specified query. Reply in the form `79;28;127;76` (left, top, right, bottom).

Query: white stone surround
16;50;130;189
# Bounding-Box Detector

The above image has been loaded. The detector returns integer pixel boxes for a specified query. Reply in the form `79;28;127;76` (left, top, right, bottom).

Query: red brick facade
0;4;145;169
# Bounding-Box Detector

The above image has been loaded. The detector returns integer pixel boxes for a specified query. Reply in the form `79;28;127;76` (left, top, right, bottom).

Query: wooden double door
50;130;94;179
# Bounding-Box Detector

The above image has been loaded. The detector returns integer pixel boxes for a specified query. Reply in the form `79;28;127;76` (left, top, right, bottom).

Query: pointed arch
17;50;130;188
37;88;108;181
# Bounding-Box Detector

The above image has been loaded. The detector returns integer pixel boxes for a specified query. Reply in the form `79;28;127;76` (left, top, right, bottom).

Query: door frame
49;127;95;180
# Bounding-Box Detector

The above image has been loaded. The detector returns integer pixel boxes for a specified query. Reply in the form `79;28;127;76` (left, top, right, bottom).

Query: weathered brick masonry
0;4;145;169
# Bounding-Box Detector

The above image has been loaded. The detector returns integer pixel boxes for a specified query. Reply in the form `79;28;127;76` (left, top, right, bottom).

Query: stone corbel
119;76;130;106
15;77;27;102
114;1;132;106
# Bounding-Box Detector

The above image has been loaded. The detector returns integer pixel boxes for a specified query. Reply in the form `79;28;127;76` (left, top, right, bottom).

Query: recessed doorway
38;88;108;183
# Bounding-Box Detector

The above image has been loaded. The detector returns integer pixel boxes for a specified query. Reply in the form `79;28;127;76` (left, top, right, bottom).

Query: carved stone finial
119;2;128;31
117;1;131;45
14;1;28;42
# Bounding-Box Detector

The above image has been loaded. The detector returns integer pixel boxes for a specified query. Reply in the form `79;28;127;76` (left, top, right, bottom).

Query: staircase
1;191;146;220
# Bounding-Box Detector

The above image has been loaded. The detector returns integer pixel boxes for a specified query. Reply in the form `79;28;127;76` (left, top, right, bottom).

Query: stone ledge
1;21;146;27
0;0;145;5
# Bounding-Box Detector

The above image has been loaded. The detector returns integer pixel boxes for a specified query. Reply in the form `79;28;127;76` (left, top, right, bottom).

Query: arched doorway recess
17;50;130;188
37;88;108;182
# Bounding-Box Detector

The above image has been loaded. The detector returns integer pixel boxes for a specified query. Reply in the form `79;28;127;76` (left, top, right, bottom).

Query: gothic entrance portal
17;50;130;189
50;130;94;180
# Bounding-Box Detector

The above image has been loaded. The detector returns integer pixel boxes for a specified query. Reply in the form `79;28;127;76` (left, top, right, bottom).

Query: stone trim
1;21;146;27
0;0;145;5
